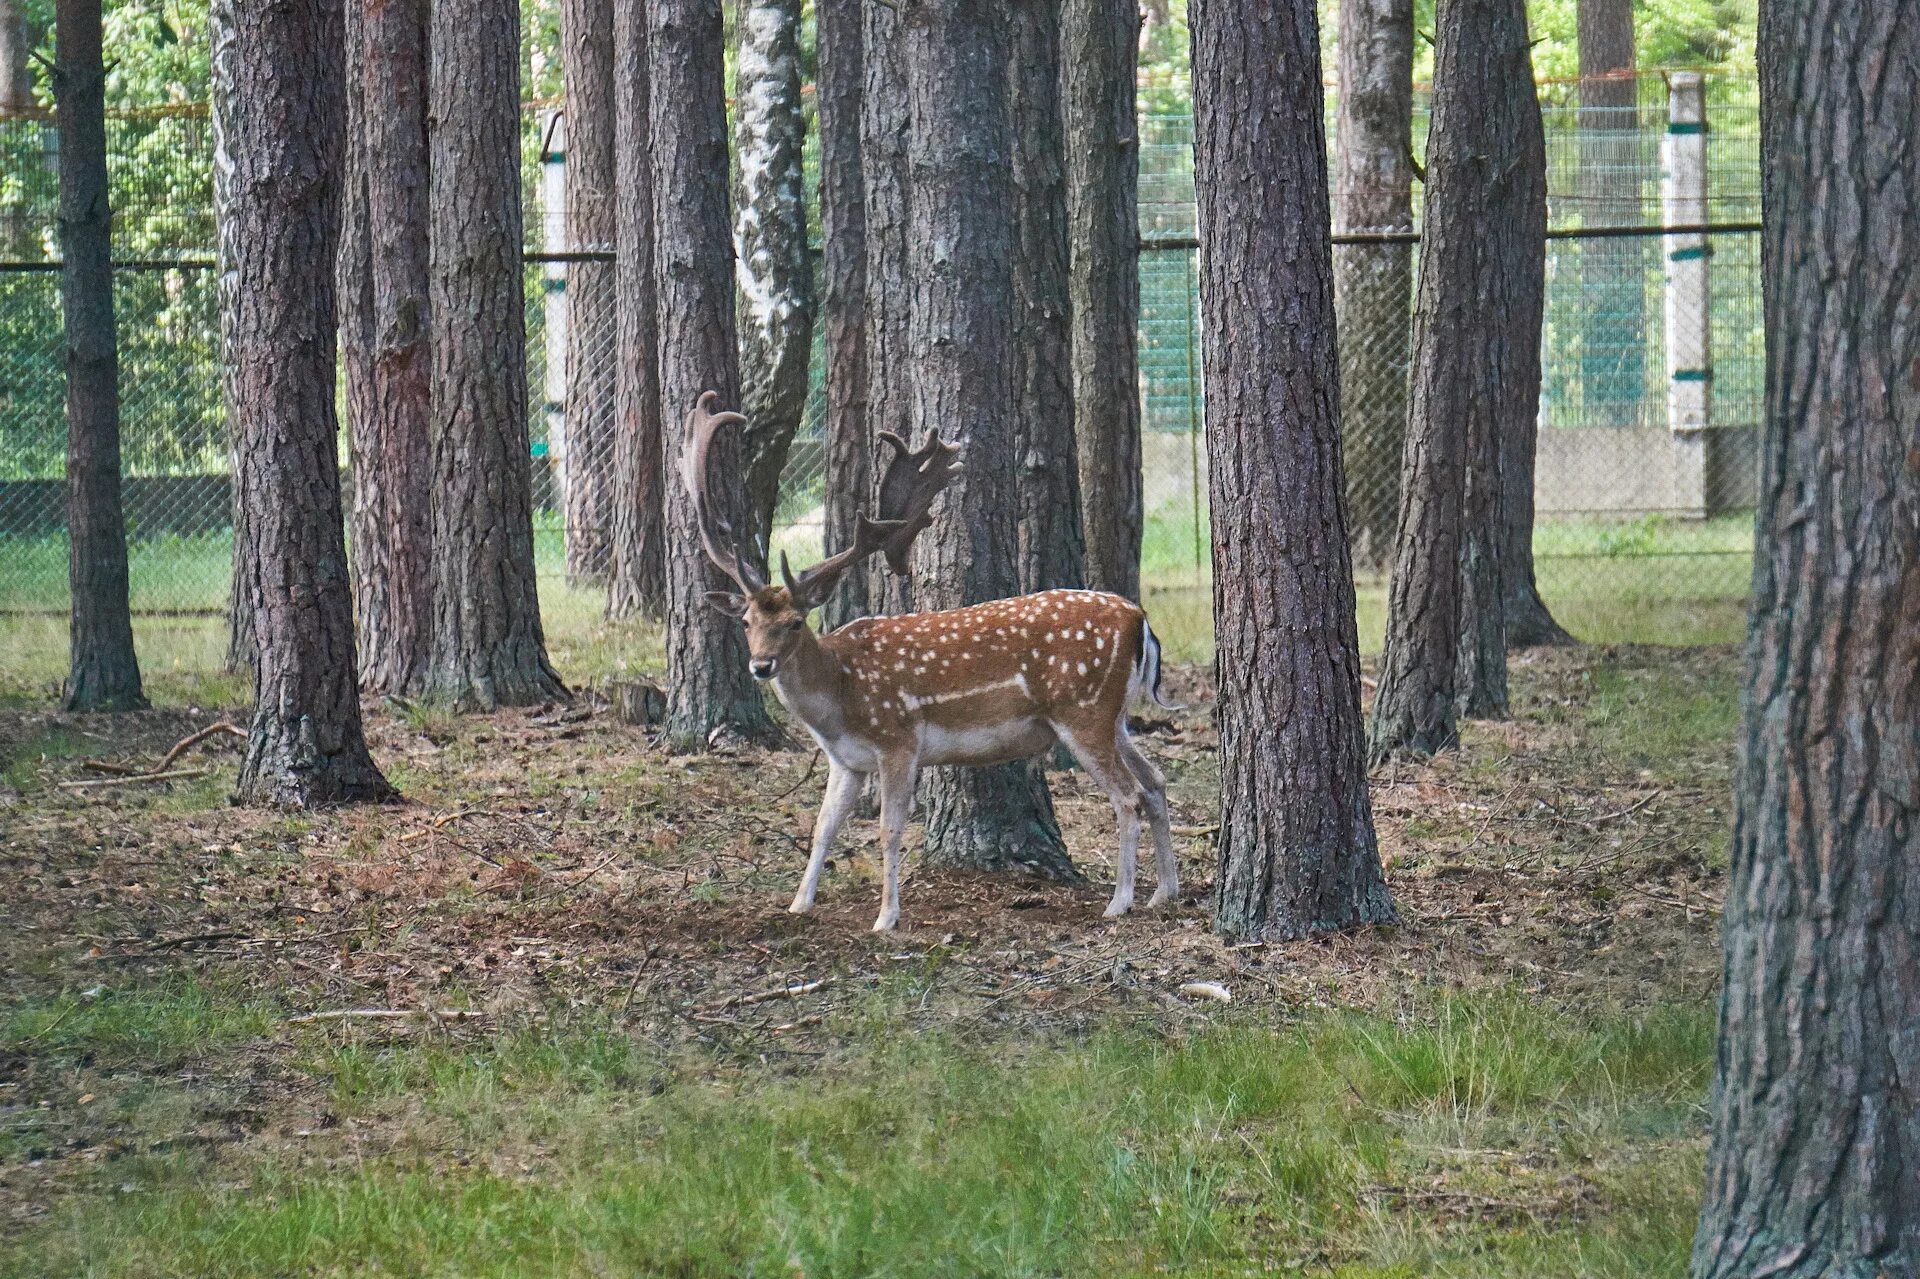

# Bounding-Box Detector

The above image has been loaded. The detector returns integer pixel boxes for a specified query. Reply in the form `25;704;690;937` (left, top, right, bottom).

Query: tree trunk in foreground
225;0;392;806
1063;0;1141;602
816;0;868;631
907;0;1074;881
733;0;813;549
605;0;667;620
561;0;616;583
1689;1;1920;1272
345;0;433;694
1011;0;1084;596
1332;0;1413;575
425;0;567;710
56;0;147;713
860;0;912;617
1369;0;1540;759
652;0;778;751
1192;0;1394;941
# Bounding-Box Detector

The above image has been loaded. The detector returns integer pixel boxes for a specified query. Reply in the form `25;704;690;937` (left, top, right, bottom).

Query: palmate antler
680;392;962;608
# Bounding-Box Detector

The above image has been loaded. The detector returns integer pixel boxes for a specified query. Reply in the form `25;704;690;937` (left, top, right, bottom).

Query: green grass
4;991;1713;1278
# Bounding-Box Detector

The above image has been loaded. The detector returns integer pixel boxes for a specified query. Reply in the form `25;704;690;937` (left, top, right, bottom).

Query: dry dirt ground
0;646;1735;1241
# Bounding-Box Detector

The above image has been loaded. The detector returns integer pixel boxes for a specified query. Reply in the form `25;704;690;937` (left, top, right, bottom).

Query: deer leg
872;757;917;932
791;763;863;915
1055;724;1146;919
1120;734;1179;908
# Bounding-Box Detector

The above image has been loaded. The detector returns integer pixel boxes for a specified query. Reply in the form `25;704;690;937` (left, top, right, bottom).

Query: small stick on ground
697;977;834;1014
287;1009;488;1025
57;767;213;791
151;722;248;773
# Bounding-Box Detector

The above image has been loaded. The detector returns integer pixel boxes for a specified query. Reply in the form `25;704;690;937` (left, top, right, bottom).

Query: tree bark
224;0;393;806
425;0;567;710
860;0;912;617
210;0;254;677
605;0;667;620
56;0;146;713
343;0;433;694
1;0;37;110
1192;0;1394;941
1011;0;1084;597
816;0;868;631
733;0;813;549
1576;0;1642;427
1368;0;1541;760
1332;0;1414;575
561;0;616;583
906;0;1073;881
1689;2;1920;1272
651;0;778;751
1063;0;1141;602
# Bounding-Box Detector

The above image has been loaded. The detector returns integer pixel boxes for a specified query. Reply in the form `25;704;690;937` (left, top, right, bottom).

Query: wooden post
541;110;569;511
1662;72;1710;433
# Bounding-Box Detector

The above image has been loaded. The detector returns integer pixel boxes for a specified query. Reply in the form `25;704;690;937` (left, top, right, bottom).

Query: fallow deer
682;392;1180;931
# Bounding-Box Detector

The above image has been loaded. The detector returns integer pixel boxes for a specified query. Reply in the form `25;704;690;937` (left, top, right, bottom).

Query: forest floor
0;645;1739;1277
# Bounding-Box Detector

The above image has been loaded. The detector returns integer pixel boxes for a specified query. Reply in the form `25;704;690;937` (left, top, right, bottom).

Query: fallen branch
698;977;834;1014
57;767;212;791
152;722;248;773
531;850;624;905
287;1008;487;1025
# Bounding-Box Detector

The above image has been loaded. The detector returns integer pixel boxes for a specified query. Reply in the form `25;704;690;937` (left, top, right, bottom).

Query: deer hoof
871;911;899;932
1148;885;1178;909
1103;896;1134;919
787;897;814;916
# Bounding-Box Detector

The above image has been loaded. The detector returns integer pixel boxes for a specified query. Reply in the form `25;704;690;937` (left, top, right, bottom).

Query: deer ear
705;591;749;618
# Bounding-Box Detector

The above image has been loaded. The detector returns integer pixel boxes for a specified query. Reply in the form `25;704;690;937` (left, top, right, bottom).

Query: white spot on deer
1078;662;1088;676
1075;630;1086;640
1094;635;1104;650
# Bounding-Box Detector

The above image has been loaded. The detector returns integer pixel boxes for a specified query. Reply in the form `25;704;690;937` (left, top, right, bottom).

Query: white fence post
540;110;569;508
1663;72;1710;433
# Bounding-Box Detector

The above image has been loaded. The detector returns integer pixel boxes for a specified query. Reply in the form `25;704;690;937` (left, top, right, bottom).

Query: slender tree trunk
345;0;433;693
816;0;868;631
1333;0;1414;574
860;0;912;617
733;0;813;549
605;0;666;620
1368;0;1540;760
210;0;254;676
1690;2;1920;1271
1;0;37;109
907;0;1073;881
561;0;616;583
1192;0;1394;941
1063;0;1141;602
425;0;567;710
652;0;778;751
56;0;145;713
226;0;392;806
1011;0;1084;596
1576;0;1642;427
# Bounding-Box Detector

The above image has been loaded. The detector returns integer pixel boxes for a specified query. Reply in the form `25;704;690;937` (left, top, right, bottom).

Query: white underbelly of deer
917;717;1055;766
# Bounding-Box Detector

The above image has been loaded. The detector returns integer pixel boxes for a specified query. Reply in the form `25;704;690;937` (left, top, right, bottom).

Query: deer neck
770;628;853;732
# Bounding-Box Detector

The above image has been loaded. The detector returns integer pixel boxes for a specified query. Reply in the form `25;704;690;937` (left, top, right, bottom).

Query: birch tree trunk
1192;0;1394;941
733;0;813;549
1690;1;1920;1270
56;0;146;712
816;0;868;630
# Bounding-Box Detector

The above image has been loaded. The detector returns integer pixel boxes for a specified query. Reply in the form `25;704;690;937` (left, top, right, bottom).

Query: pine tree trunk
1332;0;1413;575
906;0;1074;882
1011;0;1084;596
56;0;146;713
605;0;667;620
651;0;778;751
425;0;567;710
816;0;868;631
733;0;813;549
225;0;392;806
1063;0;1141;602
1576;0;1642;427
345;0;432;694
1192;0;1394;941
1;0;37;109
209;0;254;677
860;0;912;617
561;0;615;584
1369;0;1539;759
1690;2;1920;1270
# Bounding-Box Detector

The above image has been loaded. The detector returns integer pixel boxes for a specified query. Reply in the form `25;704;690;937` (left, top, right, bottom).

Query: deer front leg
791;763;863;915
872;757;917;932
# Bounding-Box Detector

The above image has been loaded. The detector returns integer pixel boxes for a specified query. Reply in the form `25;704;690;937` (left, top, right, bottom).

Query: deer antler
781;429;963;609
681;391;768;597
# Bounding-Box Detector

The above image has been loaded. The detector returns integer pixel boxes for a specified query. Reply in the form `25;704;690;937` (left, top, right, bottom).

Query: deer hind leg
791;763;864;915
1054;722;1146;919
871;755;918;932
1119;733;1179;908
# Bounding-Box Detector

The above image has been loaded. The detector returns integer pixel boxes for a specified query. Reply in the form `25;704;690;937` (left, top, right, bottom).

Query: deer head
681;391;962;677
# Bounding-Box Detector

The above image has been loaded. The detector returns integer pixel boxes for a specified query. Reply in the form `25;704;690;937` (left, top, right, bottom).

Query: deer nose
749;658;778;681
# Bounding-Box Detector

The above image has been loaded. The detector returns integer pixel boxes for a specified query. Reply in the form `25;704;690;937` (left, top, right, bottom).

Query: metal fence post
540;110;569;507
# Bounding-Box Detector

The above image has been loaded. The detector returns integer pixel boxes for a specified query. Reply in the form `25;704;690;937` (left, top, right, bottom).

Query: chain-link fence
3;72;1765;679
